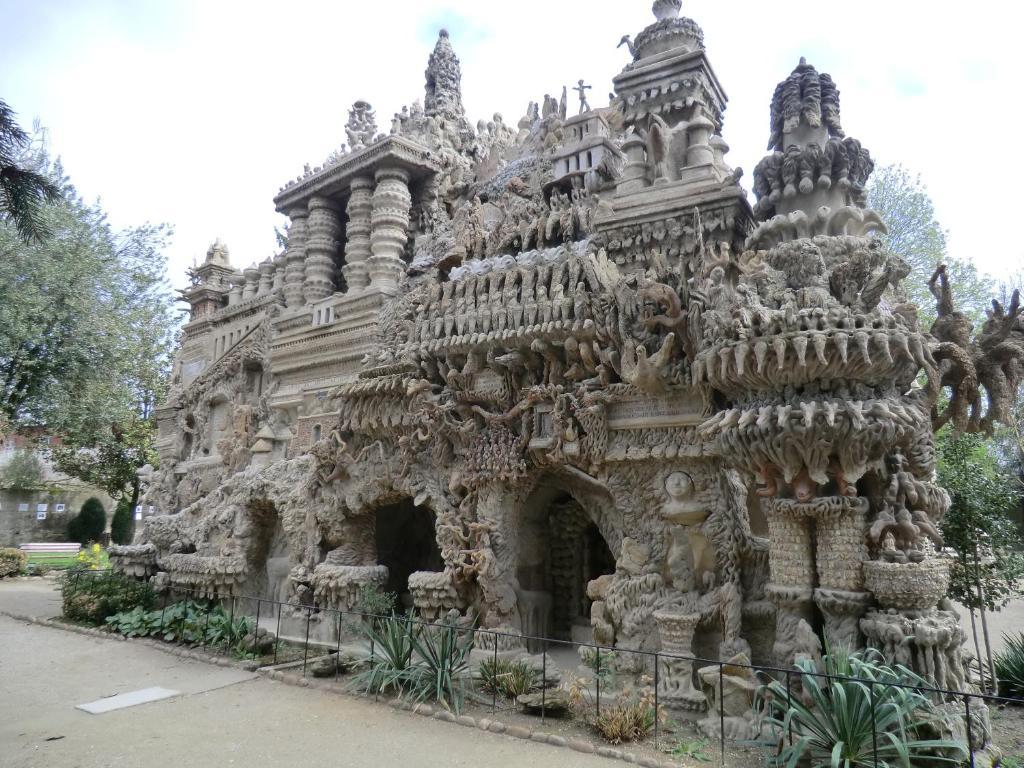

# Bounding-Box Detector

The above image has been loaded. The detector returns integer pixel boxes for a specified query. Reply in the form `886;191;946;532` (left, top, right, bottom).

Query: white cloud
2;0;1021;289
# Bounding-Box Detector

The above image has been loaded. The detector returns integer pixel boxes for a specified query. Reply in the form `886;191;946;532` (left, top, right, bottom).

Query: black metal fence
64;568;1016;766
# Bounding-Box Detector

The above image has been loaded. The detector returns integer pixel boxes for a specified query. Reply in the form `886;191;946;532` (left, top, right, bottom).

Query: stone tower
424;29;464;120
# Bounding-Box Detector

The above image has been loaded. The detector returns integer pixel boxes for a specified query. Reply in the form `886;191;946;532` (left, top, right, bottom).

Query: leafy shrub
105;599;252;648
755;649;968;767
479;657;540;698
996;633;1024;699
61;572;154;624
68;497;106;545
354;583;397;618
0;547;28;578
110;498;132;545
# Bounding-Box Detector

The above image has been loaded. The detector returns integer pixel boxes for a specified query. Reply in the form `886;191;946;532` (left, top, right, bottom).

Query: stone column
685;114;716;168
303;196;342;304
242;263;260;301
765;500;816;667
654;611;707;712
257;259;274;297
271;253;287;294
814;498;870;651
369;167;411;293
343;177;373;292
227;273;245;306
283;208;309;309
618;134;649;195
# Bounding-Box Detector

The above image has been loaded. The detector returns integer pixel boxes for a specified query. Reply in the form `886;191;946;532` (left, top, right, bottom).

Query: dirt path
0;611;621;768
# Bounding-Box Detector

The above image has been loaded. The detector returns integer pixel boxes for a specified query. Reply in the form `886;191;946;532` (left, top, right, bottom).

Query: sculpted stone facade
113;3;1017;756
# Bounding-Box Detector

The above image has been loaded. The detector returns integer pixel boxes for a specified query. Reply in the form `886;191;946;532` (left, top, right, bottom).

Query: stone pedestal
227;273;245;306
343;177;374;292
617;135;649;195
303;196;342;304
242;263;260;301
283;208;309;308
271;253;287;294
654;611;707;712
257;259;274;297
814;587;871;652
369;167;411;293
766;584;815;667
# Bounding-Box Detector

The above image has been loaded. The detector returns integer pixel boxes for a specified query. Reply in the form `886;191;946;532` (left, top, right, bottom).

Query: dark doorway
374;499;443;608
517;489;616;649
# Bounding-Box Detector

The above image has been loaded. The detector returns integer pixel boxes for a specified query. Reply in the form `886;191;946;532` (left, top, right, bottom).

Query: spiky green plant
350;612;418;696
405;621;474;713
754;649;968;767
995;633;1024;699
478;657;541;698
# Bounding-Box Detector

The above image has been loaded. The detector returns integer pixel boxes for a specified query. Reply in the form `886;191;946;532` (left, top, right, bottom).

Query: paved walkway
0;581;615;768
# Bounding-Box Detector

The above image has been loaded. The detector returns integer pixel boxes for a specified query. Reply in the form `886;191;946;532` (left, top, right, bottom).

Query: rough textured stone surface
116;1;1009;759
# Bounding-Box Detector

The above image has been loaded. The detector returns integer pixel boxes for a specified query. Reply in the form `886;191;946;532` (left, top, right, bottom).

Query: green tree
67;497;106;545
0;100;60;242
0;127;178;527
868;164;993;326
109;497;132;545
0;447;45;489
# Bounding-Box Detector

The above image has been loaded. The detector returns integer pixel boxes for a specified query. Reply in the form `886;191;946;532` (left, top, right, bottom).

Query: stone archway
373;498;444;609
515;479;617;650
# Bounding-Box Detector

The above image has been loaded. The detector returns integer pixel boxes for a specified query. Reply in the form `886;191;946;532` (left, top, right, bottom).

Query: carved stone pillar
765;500;816;667
227;273;245;306
257;259;274;297
343;176;373;292
369;167;411;292
303;196;342;304
242;263;260;301
685;114;715;168
654;611;707;712
618;134;649;194
283;208;309;308
271;253;287;294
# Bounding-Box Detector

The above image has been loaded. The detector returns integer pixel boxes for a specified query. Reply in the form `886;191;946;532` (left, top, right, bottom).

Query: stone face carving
135;8;1007;758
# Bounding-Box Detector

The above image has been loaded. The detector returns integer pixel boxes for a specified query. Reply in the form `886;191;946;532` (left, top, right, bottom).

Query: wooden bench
19;543;81;570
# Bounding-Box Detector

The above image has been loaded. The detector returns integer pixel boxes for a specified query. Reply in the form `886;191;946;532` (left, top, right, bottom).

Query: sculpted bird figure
621;333;675;394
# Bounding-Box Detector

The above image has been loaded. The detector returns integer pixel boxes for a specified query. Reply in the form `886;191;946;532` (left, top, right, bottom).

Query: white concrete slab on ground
77;687;180;714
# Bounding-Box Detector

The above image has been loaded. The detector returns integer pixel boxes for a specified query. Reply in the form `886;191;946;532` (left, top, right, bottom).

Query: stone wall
0;488;114;547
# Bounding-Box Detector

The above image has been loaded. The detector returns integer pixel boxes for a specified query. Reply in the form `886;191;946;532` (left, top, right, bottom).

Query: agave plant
996;632;1024;699
405;621;474;713
478;657;541;698
755;648;968;767
350;612;418;696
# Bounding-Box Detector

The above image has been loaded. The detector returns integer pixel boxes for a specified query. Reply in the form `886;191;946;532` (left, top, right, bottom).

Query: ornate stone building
114;1;1022;753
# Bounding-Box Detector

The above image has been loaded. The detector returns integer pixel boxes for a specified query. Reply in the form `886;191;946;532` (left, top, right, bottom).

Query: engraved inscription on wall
607;394;705;430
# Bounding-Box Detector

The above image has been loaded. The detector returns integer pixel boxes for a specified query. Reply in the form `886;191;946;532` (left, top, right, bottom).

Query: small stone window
312;424;322;443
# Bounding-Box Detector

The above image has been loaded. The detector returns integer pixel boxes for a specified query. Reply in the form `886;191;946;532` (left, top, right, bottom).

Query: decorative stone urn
863;557;951;612
653;610;707;712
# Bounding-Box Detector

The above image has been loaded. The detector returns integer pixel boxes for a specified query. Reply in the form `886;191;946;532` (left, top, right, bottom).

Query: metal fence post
335;612;343;680
965;695;975;768
869;681;878;768
253;599;262;658
653;651;659;751
785;670;793;750
719;662;725;767
226;596;236;655
491;635;498;714
302;608;312;677
159;591;168;637
541;639;548;724
202;601;211;648
274;601;283;666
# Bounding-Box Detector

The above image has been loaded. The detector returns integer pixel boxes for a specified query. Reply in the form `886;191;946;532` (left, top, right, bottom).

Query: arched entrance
516;484;616;650
374;498;443;609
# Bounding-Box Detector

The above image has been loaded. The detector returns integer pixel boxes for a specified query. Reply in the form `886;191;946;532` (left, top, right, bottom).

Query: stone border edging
1;610;680;768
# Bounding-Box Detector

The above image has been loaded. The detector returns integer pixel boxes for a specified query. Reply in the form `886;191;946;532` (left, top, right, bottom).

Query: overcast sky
3;0;1022;290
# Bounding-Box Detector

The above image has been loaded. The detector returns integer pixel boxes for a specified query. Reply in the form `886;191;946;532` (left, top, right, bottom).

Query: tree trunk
127;474;141;541
974;543;998;694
